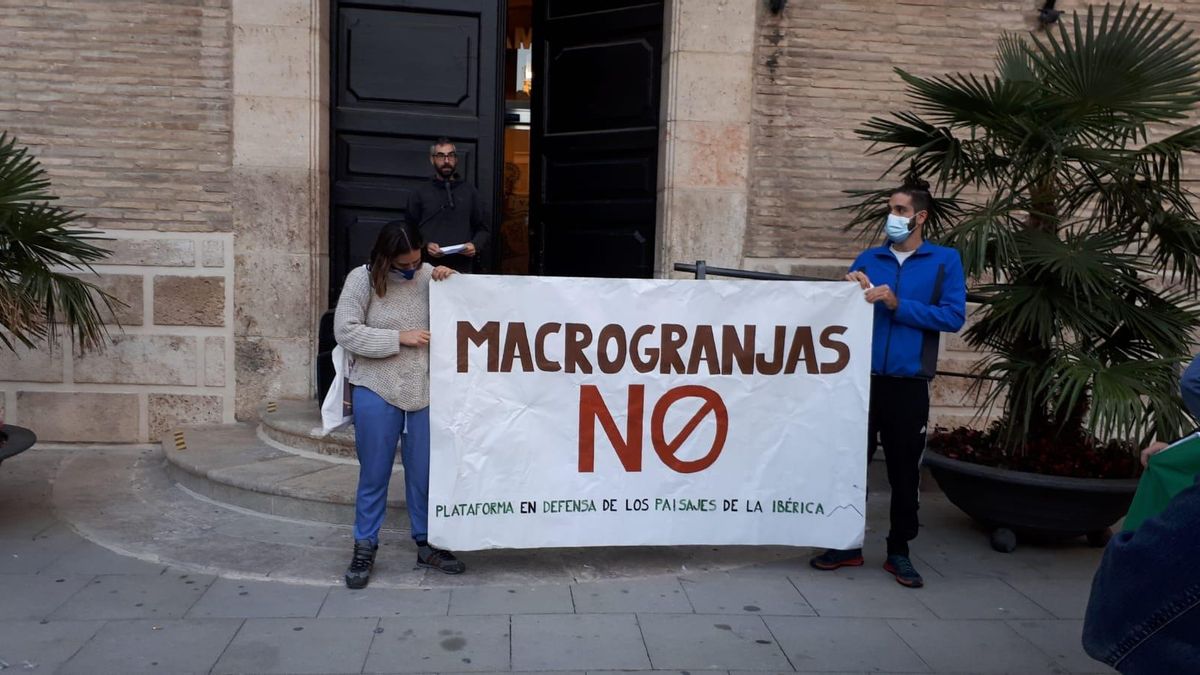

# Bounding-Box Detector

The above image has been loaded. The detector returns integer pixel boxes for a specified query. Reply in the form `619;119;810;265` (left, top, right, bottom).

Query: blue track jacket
849;242;967;379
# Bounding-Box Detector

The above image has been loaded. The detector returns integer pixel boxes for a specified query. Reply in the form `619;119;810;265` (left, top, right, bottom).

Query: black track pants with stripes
867;375;930;557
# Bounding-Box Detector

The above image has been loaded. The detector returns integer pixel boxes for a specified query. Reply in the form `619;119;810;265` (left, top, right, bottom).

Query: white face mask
885;213;914;243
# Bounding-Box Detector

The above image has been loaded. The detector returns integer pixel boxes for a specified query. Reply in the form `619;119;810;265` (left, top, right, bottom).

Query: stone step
53;446;821;587
163;422;404;525
259;398;355;459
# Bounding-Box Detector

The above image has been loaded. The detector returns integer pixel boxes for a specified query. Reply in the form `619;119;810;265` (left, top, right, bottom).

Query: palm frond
995;33;1038;83
845;4;1200;450
1030;3;1200;125
0;132;121;353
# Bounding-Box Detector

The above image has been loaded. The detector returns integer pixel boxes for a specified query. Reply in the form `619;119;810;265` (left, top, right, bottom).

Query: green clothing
1123;433;1200;532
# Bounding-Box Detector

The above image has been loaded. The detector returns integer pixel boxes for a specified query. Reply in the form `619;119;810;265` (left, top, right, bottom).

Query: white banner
429;276;871;550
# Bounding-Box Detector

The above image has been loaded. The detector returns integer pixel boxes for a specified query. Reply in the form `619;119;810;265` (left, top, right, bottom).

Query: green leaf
845;4;1200;451
0;132;122;353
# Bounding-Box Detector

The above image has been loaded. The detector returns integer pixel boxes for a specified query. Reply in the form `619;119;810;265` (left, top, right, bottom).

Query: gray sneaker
417;544;466;575
884;554;924;588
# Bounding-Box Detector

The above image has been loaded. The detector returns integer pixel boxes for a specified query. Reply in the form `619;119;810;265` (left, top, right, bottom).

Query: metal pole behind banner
671;260;993;381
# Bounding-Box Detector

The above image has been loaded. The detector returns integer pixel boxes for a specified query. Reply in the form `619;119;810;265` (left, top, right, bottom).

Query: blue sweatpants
351;386;430;545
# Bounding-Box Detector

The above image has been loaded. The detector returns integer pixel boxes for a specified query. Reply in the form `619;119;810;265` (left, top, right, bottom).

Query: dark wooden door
530;0;664;278
330;0;504;301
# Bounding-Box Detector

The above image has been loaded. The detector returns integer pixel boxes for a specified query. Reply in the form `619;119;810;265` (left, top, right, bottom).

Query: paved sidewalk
1;447;1112;674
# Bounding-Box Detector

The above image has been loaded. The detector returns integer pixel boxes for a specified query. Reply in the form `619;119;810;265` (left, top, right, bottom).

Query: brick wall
747;0;1200;261
0;0;232;232
746;0;1200;427
0;0;236;442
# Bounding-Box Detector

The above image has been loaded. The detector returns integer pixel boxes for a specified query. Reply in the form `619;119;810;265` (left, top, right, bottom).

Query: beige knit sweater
333;264;431;411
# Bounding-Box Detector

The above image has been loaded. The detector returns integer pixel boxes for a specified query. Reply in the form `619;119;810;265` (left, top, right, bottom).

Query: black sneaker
344;539;377;589
884;554;924;588
810;548;865;571
417;544;466;575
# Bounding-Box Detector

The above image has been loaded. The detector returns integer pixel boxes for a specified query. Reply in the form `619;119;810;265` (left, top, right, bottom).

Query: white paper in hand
440;243;467;255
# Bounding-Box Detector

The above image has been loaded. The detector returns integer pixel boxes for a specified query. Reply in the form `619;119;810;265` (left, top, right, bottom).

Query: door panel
530;0;664;278
330;0;502;301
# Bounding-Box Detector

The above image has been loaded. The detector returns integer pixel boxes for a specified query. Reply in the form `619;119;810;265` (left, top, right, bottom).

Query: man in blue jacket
811;178;967;588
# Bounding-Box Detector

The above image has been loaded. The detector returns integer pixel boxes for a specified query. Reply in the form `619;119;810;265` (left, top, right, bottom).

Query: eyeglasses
432;152;457;161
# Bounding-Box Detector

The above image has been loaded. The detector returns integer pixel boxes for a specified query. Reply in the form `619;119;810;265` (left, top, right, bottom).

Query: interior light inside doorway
517;48;532;94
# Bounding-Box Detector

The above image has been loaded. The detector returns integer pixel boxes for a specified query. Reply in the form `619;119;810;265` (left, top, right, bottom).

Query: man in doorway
810;176;967;588
406;138;492;273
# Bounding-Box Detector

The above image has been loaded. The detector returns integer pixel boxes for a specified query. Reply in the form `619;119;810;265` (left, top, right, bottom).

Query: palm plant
0;131;119;353
844;3;1200;460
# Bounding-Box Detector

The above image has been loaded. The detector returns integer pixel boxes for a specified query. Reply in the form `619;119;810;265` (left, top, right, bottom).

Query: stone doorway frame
229;1;331;417
228;0;757;411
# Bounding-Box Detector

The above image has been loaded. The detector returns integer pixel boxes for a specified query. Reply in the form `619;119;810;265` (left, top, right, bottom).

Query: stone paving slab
365;615;512;673
0;455;62;543
187;577;331;618
1008;619;1109;674
912;540;1048;581
571;578;693;613
0;619;104;672
1018;544;1114;580
801;569;940;619
512;614;650;671
0;523;88;574
680;574;817;616
450;584;575;615
320;586;452;618
592;671;690;675
0;574;93;620
764;615;929;673
50;572;214;621
1005;576;1094;619
58;618;242;674
789;575;936;619
212;617;378;674
910;577;1054;620
40;539;169;577
637;613;791;671
0;447;1121;674
888;618;1066;673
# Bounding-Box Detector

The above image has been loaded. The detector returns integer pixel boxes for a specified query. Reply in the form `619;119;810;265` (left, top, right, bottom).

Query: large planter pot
923;449;1139;552
0;425;37;467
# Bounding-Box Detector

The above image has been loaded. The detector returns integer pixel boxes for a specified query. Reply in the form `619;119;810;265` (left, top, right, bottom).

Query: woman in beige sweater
334;220;463;588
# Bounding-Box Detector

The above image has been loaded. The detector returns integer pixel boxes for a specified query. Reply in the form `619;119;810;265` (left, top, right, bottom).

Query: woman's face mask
390;252;421;281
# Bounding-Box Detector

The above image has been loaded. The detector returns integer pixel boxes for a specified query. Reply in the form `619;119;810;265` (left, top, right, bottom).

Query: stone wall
228;0;328;422
0;0;325;441
657;0;758;274
0;232;234;442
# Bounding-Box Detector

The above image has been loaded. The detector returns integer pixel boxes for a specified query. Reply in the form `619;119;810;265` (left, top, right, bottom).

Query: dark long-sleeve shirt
405;176;490;273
